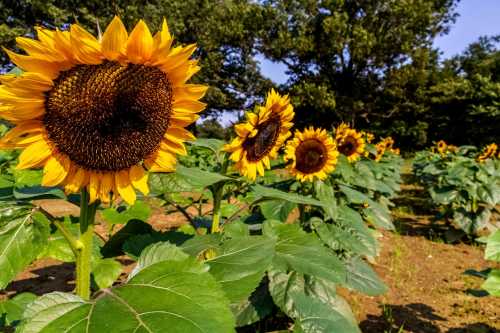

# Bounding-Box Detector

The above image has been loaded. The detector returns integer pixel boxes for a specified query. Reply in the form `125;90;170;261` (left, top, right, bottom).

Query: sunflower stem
75;189;98;301
210;185;223;233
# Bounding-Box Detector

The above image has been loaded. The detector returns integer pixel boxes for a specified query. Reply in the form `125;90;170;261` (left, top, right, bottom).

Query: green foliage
482;230;500;297
413;149;500;235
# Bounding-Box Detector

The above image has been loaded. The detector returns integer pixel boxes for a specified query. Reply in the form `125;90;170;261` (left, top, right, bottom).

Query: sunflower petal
65;167;88;194
88;172;101;204
70;24;103;64
115;170;136;205
101;16;128;61
126;20;153;63
16;139;52;169
129;165;149;195
42;155;71;186
99;173;114;204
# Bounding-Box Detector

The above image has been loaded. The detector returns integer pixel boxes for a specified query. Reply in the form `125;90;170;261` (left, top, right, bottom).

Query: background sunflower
285;127;338;182
0;16;207;204
224;89;294;180
335;124;365;162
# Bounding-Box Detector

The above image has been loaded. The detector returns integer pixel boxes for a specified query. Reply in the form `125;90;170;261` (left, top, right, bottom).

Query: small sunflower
0;17;206;204
361;131;375;144
436;140;448;155
335;123;365;162
224;89;294;180
374;141;386;162
477;143;498;162
285;127;338;182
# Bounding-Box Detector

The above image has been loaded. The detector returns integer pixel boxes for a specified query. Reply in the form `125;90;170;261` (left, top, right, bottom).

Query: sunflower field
0;13;499;333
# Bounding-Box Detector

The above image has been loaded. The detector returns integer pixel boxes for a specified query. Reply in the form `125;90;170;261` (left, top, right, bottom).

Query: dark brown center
338;136;358;156
44;61;173;171
295;139;327;174
243;116;281;162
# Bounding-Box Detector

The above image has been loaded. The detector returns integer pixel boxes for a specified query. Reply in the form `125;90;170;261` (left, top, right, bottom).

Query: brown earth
2;185;500;333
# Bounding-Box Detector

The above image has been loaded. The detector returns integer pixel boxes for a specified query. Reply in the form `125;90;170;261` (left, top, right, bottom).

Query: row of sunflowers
0;16;403;333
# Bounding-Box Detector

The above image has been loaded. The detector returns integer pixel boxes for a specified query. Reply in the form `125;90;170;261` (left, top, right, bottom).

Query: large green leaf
268;271;360;333
264;221;346;284
176;165;233;187
0;211;49;289
231;282;274;327
338;185;394;230
344;257;387;296
189;138;224;154
485;230;500;262
206;236;275;303
259;200;296;221
18;258;235;333
129;242;192;279
251;185;324;206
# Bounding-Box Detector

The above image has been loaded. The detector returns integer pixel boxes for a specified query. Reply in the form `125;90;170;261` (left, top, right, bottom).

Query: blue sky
219;0;500;125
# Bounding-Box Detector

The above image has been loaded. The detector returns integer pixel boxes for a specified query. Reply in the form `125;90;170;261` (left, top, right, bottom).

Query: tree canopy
0;0;498;149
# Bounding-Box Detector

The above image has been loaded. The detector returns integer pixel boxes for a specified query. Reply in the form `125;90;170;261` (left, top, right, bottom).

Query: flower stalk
75;189;98;300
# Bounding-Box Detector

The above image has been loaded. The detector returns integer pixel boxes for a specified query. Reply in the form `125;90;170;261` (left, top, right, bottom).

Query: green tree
257;0;458;133
0;0;273;116
426;35;500;146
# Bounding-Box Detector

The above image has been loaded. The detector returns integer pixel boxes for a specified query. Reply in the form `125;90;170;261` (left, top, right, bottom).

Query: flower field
0;14;499;333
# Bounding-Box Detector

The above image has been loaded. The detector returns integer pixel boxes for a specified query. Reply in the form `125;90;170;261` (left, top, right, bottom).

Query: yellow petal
165;127;195;141
115;170;136;205
65;167;88;194
161;139;187;156
99;173;114;204
101;16;128;61
172;99;206;113
16;139;52;169
42;155;71;186
129;165;149;195
256;161;265;177
172;84;208;101
146;150;177;172
2;48;62;79
126;20;153;63
70;24;103;64
88;172;101;204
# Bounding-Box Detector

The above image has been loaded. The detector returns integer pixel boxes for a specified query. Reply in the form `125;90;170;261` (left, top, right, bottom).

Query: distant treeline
0;0;498;149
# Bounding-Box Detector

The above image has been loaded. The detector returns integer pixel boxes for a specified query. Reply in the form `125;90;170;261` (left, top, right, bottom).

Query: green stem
211;185;223;233
75;189;98;300
211;155;230;233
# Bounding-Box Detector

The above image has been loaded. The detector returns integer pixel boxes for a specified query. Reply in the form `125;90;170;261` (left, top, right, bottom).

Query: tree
257;0;459;133
426;35;500;146
0;0;273;116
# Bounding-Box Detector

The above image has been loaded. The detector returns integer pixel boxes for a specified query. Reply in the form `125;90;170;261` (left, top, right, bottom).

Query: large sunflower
0;17;206;204
285;127;338;182
335;123;365;162
224;89;294;180
436;140;448;156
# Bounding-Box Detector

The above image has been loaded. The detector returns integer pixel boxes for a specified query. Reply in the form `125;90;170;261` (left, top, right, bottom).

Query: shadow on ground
5;262;75;296
360;303;445;333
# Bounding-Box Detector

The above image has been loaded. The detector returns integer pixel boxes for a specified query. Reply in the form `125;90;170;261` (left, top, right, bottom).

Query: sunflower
361;131;375;144
335;123;365;162
285;127;338;182
0;17;206;205
477;143;498;162
224;89;294;180
436;140;448;155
